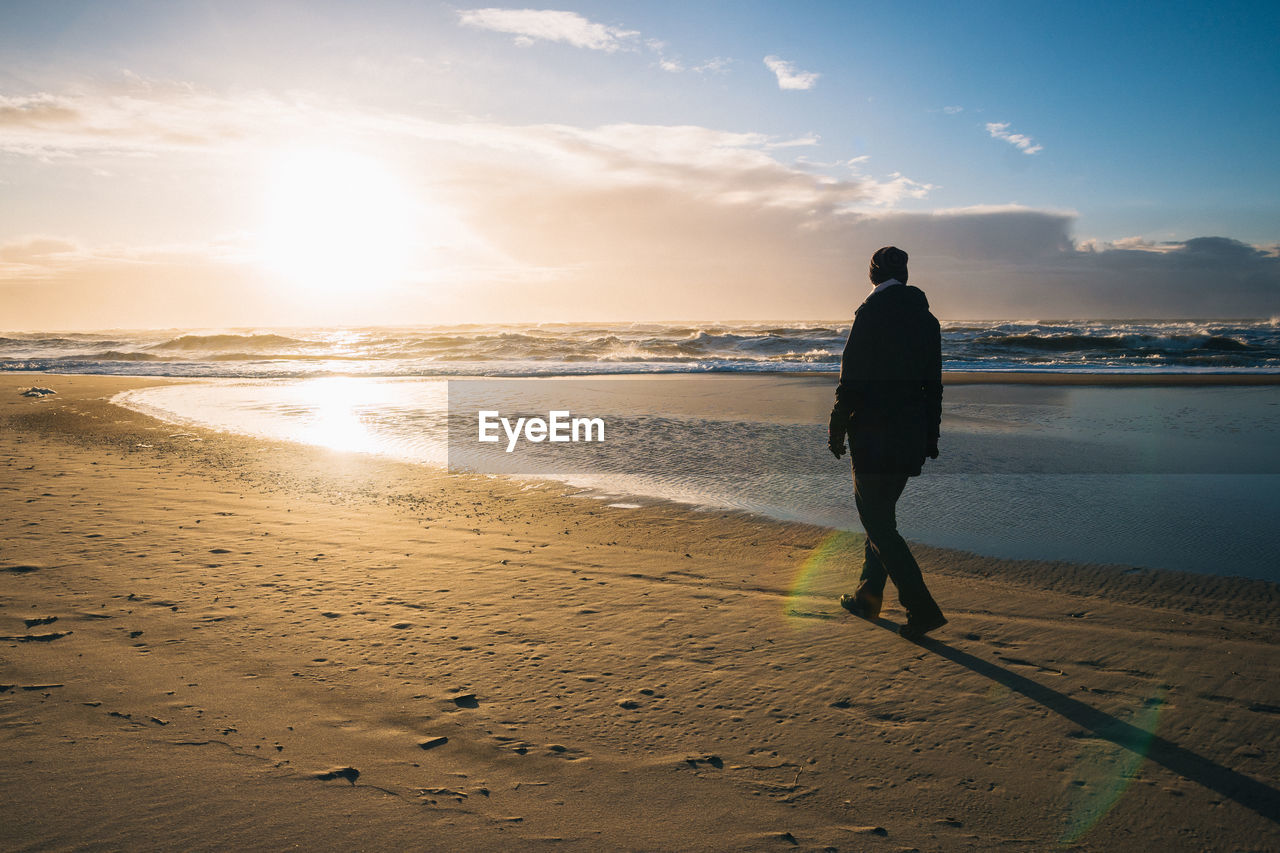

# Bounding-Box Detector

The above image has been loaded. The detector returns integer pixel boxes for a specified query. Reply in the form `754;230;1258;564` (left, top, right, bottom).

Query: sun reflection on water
273;376;447;457
294;377;373;452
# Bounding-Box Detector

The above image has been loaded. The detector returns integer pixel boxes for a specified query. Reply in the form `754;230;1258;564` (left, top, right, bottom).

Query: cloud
2;84;1274;325
0;85;920;215
763;55;820;90
368;168;1276;320
0;232;252;280
1079;235;1185;254
859;172;936;206
692;57;732;74
942;105;964;115
457;8;639;52
11;213;1274;327
0;94;80;127
1021;236;1278;318
765;136;819;149
648;47;731;75
986;121;1042;154
0;236;80;265
0;236;91;288
455;13;726;74
644;33;733;75
655;54;734;75
0;88;305;157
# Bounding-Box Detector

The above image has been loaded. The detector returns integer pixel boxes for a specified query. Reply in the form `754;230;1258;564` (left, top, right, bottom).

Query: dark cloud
449;163;1278;319
1017;237;1278;318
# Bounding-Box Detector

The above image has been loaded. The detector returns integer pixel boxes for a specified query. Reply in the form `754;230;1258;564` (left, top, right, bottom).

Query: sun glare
256;148;421;294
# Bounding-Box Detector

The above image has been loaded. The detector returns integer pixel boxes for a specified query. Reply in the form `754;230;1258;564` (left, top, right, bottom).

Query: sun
256;147;421;294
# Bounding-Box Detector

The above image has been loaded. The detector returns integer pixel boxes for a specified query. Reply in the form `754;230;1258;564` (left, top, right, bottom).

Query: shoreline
7;369;1280;387
941;370;1280;385
3;375;1278;849
788;370;1280;385
18;370;1280;589
22;376;1277;602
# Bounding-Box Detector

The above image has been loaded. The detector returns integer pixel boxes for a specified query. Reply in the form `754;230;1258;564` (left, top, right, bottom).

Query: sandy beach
2;374;1278;851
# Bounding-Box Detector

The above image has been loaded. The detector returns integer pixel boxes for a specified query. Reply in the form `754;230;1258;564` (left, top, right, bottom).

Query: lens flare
1060;690;1166;844
782;530;860;627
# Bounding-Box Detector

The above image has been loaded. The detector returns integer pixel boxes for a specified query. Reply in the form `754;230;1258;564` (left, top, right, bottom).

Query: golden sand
2;375;1277;850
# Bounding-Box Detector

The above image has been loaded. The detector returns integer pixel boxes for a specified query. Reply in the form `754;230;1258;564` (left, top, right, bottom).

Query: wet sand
941;371;1280;385
2;374;1278;851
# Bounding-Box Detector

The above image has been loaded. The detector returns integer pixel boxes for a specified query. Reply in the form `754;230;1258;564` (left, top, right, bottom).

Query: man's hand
828;411;847;459
928;439;940;460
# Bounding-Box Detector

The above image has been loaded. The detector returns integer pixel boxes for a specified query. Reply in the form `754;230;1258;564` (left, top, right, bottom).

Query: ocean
3;319;1279;377
7;320;1279;582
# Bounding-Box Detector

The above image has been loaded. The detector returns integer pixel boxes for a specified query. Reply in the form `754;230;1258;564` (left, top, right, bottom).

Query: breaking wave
2;319;1277;377
148;333;311;351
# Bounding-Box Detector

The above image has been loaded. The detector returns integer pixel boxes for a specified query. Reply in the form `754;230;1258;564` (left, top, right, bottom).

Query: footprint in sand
0;631;72;643
313;766;360;785
685;754;724;769
451;694;479;709
549;745;587;761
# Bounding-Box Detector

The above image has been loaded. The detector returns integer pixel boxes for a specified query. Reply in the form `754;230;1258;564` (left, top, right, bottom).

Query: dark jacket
831;283;943;476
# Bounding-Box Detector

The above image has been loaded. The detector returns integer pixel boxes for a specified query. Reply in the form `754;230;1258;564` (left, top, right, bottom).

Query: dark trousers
853;471;944;622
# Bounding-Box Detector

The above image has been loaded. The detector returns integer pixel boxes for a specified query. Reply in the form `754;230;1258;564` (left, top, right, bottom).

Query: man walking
828;246;947;641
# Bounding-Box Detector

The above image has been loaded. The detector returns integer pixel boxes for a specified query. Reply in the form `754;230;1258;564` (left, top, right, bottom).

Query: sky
1;0;1277;328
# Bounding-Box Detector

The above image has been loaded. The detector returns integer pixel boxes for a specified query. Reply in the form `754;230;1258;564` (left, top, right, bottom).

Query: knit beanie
869;246;909;284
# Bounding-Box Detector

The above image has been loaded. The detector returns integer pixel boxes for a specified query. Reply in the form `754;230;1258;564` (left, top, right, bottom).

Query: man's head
869;245;908;285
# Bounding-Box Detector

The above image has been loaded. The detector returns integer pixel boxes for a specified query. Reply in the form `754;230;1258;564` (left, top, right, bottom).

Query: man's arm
925;316;943;458
829;309;873;458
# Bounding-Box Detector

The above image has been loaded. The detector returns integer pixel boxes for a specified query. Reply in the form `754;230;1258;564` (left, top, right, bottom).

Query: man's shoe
839;593;879;620
899;612;947;641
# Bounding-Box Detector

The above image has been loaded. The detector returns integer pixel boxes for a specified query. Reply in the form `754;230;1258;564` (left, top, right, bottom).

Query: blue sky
1;0;1277;326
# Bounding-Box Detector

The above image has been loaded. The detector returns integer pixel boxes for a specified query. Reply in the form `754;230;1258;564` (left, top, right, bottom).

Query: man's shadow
867;619;1279;823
